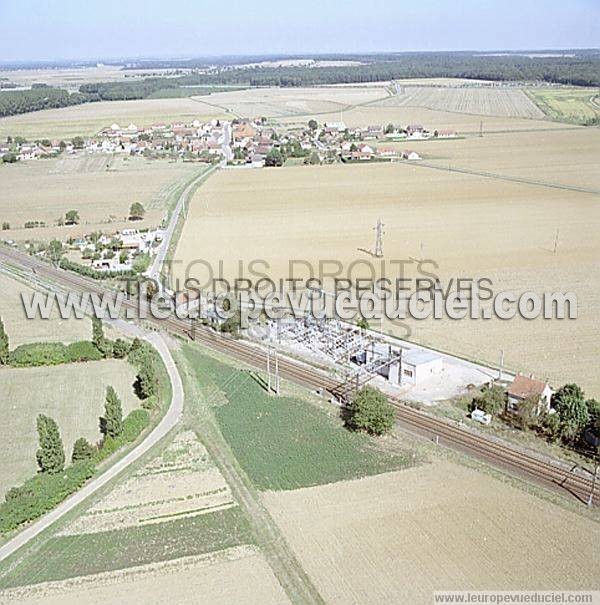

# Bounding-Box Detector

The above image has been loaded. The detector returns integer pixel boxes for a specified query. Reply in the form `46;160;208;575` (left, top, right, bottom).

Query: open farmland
0;155;201;241
0;97;227;140
375;85;545;119
526;87;600;124
262;460;600;603
174;158;600;397
0;547;289;605
60;431;236;535
184;346;414;491
280;103;574;133
0;360;139;497
198;85;390;118
0;272;90;347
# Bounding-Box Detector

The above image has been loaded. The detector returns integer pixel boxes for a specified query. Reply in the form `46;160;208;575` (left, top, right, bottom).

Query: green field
183;345;413;491
526;87;600;124
0;507;253;589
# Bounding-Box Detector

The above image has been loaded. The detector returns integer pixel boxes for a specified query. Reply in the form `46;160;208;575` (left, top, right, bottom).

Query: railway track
1;246;597;506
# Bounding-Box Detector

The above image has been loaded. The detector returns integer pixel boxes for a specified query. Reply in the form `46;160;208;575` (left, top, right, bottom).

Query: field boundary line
410;160;600;195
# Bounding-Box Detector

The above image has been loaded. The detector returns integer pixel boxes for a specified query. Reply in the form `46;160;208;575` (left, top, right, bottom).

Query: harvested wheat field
380;127;599;192
60;431;235;535
201;85;390;118
0;97;227;140
0;272;90;347
263;460;600;604
0;155;200;241
280;104;572;133
0;546;289;605
0;360;139;496
376;85;545;119
174;161;600;396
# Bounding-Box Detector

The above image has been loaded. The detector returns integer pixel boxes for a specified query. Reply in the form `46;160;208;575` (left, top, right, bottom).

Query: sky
0;0;598;62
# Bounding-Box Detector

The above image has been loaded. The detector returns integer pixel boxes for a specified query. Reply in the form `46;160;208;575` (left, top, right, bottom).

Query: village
0;116;459;166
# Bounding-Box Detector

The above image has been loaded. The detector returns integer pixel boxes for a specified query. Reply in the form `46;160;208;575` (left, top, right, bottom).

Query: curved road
0;330;184;564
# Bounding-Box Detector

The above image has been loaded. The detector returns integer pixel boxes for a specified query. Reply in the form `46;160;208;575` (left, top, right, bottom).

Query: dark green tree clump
129;202;146;220
71;437;95;463
0;316;9;365
36;414;65;474
345;386;394;436
101;386;123;439
550;383;589;443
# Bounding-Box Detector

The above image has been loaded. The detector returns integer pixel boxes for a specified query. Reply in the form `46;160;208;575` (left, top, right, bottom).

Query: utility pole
267;346;271;393
374;218;385;258
275;350;280;396
553;228;560;254
479;121;483;138
498;349;504;381
588;458;599;507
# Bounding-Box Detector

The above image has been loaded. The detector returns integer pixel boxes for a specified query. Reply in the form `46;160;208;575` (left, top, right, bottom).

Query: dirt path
177;352;324;605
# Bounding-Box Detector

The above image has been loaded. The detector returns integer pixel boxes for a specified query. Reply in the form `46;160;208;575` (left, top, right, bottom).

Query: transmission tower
374;218;385;258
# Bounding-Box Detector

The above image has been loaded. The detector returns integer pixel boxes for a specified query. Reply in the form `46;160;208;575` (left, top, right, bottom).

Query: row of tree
36;385;124;474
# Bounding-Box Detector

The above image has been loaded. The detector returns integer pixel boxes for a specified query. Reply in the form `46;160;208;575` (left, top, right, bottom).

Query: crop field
375;85;545;119
0;272;90;347
263;460;600;603
526;87;600;124
0;430;255;588
0;547;288;605
0;155;200;241
199;85;390;118
279;103;573;133
0;97;228;140
60;431;236;535
0;360;139;497
183;345;414;490
380;127;600;192
0;507;253;588
174;157;600;397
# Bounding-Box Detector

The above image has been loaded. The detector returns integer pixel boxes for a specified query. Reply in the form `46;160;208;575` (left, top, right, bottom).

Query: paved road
0;329;183;564
147;163;219;284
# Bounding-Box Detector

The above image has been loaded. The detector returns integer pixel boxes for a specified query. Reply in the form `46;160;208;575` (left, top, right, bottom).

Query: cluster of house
87;120;231;159
1;117;458;166
69;227;164;272
0;141;74;161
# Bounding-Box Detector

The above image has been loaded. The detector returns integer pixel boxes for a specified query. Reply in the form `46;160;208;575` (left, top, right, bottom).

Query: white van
471;408;492;425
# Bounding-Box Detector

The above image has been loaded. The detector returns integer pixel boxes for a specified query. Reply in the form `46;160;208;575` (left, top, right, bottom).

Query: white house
507;374;553;414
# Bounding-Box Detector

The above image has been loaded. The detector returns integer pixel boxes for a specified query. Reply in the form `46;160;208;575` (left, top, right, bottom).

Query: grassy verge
525;88;600;125
182;343;414;491
0;506;252;589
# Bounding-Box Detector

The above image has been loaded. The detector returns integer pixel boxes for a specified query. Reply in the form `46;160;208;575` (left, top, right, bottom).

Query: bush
93;409;150;464
0;462;95;533
471;383;506;415
10;342;69;366
65;340;104;362
9;341;104;366
71;438;95;463
112;338;131;359
345;386;395;436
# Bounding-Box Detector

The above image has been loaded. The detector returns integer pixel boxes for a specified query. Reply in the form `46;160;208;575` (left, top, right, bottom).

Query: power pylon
374;218;385;258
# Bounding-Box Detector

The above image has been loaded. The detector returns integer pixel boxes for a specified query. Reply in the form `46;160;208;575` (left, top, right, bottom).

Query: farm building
507;374;553;414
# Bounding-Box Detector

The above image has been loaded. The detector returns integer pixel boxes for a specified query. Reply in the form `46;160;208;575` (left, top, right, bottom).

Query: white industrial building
400;350;443;386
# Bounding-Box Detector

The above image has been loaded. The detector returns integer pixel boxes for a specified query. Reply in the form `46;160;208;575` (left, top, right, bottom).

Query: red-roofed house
507;374;553;414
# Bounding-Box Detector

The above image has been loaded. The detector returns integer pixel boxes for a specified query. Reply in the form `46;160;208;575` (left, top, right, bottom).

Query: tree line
1;53;599;119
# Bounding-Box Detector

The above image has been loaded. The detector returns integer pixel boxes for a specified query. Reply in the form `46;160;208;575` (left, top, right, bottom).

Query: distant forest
1;51;599;119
